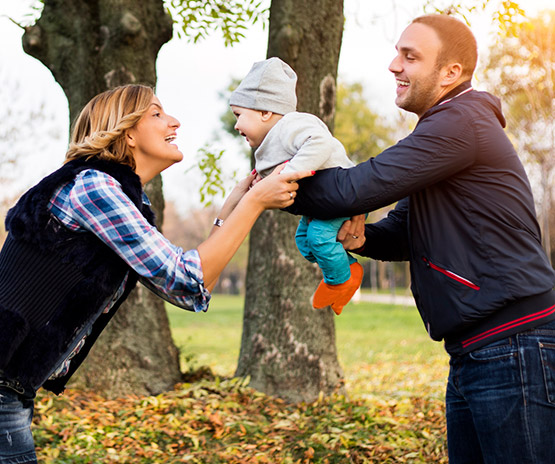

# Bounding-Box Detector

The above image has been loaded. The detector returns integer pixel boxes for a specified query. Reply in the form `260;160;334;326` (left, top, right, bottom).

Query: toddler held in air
230;57;363;315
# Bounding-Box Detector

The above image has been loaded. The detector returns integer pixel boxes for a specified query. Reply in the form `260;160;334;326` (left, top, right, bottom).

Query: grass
167;294;449;400
167;294;244;375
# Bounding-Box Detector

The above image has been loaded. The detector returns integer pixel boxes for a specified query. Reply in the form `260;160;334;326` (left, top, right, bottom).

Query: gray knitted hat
229;57;297;115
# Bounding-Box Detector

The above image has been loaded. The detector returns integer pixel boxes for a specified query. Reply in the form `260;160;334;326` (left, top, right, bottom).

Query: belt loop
0;378;26;395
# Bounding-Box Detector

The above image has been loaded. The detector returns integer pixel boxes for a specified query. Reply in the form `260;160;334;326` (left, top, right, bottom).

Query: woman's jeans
446;319;555;463
0;388;36;464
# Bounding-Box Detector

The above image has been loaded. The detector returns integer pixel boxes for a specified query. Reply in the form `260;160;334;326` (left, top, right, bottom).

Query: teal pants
295;216;356;285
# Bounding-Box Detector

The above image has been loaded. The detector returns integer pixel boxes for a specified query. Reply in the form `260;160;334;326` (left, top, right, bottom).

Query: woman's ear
126;130;136;149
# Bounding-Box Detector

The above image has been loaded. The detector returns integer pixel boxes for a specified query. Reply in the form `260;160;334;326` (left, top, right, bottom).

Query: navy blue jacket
287;82;555;355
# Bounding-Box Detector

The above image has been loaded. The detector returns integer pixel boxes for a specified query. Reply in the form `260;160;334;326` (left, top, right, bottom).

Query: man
288;14;555;463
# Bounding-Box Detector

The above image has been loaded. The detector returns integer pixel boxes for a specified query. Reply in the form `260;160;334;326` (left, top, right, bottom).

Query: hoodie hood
423;81;506;128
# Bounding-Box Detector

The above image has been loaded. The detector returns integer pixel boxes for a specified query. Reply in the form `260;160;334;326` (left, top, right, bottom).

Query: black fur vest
0;158;155;394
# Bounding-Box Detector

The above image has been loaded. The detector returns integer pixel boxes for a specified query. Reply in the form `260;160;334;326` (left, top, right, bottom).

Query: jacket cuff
350;243;366;255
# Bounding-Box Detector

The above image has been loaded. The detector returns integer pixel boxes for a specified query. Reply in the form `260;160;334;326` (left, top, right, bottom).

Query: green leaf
165;0;268;46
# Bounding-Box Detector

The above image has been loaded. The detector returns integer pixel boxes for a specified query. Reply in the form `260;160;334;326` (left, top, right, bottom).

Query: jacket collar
419;81;473;122
436;80;473;106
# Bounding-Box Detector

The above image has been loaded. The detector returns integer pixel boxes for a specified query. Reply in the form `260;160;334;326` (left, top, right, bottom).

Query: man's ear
441;62;463;87
260;111;274;122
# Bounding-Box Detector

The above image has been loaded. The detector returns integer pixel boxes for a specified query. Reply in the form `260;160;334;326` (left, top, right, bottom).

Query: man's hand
338;214;366;250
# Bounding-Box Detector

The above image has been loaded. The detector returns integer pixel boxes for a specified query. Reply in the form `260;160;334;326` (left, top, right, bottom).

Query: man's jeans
0;388;36;464
446;319;555;463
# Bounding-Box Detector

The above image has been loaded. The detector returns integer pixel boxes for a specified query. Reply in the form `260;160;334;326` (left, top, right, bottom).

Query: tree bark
236;0;345;403
22;0;182;398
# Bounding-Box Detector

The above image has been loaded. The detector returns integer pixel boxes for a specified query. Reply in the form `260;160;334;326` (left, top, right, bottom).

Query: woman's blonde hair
65;84;155;170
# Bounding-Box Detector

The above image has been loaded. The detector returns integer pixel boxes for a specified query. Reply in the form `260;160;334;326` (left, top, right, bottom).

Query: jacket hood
424;81;507;128
477;90;506;128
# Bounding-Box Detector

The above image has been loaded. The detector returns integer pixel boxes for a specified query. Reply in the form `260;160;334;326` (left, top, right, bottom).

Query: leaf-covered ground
34;376;447;463
34;297;450;462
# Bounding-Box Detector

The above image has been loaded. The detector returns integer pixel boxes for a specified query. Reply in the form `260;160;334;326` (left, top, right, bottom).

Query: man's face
389;22;444;117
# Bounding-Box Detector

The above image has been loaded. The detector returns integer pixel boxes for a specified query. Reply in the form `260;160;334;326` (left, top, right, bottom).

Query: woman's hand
246;164;314;211
337;214;366;250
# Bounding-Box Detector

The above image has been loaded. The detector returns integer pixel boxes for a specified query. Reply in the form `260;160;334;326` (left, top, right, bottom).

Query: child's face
230;106;270;148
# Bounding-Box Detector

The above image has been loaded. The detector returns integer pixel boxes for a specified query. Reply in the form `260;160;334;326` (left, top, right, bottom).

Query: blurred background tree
0;68;63;245
483;9;555;264
335;81;394;163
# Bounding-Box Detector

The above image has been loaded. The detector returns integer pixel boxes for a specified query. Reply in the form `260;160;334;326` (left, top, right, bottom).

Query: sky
0;0;552;213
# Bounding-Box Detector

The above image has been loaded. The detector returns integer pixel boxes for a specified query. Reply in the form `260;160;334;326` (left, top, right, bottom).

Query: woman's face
126;96;182;181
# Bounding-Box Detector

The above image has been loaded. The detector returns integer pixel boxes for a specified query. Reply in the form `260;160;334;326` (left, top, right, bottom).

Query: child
229;57;363;315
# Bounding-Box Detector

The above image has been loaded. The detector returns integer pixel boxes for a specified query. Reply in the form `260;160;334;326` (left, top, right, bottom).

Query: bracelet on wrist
213;217;224;227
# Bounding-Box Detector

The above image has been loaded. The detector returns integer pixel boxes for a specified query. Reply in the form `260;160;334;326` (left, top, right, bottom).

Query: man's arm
287;105;475;219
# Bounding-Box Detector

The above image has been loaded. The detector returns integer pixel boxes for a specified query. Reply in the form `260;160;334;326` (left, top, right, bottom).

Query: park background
2;0;553;292
0;0;554;462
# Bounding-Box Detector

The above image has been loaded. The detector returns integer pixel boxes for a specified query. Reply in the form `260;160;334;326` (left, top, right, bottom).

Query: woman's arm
53;169;210;311
198;166;313;291
54;167;312;310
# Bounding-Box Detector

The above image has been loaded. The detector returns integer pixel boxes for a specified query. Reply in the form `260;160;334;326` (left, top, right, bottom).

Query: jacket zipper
422;257;480;290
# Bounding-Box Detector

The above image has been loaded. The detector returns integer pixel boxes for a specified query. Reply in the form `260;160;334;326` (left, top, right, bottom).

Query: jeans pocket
468;338;517;361
539;341;555;404
0;389;21;411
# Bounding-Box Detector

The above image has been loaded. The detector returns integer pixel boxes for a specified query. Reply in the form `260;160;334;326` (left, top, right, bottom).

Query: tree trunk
22;0;182;398
236;0;345;403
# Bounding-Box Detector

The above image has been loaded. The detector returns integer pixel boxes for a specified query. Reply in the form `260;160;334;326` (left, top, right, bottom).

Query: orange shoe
330;262;364;315
311;280;341;310
311;262;364;315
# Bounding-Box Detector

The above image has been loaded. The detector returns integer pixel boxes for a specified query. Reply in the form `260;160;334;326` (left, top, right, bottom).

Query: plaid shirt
48;169;210;313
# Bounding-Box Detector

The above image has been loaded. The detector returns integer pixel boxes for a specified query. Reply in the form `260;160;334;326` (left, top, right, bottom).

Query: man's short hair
412;14;478;80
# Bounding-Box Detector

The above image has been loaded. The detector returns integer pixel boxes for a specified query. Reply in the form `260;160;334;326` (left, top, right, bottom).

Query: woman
0;84;311;463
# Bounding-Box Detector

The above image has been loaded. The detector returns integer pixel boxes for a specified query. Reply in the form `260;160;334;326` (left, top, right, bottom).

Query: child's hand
218;172;257;221
234;172;256;196
337;215;366;250
248;169;263;188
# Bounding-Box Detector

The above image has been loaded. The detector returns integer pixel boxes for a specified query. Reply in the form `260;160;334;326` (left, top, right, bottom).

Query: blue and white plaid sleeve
49;169;210;312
